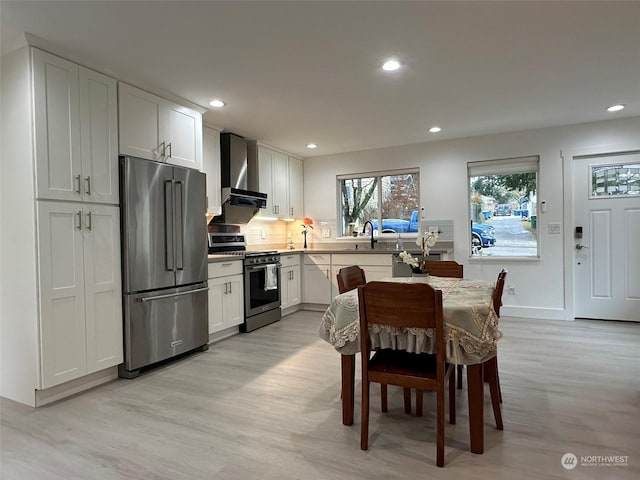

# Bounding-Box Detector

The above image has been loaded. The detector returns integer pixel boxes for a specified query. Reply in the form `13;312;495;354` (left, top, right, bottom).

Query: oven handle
245;263;280;271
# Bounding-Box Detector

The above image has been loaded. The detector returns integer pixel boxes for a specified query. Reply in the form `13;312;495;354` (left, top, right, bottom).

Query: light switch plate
322;228;331;238
548;223;561;234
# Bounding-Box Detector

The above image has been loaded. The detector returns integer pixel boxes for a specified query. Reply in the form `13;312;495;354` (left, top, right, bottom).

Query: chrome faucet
362;221;377;249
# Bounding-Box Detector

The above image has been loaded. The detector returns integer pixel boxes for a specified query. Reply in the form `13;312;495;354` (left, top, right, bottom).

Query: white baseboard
35;367;118;407
501;306;570;321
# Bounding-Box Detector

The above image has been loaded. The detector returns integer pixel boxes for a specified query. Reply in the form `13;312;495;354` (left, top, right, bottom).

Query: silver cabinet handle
576;243;590;250
75;174;82;194
228;281;232;294
86;211;92;231
167;142;172;158
290;207;293;216
141;286;209;302
224;282;228;295
85;176;91;196
222;262;233;267
76;210;82;230
160;141;166;157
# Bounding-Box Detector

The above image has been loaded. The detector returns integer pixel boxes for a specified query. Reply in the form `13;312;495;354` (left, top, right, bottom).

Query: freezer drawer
122;283;208;373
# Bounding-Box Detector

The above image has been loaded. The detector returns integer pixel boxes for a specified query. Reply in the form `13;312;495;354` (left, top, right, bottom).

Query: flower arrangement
399;231;439;274
301;217;314;248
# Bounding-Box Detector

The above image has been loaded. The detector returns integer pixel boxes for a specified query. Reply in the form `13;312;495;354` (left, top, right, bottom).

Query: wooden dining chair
336;265;366;294
423;260;463;278
358;281;455;467
485;268;507;412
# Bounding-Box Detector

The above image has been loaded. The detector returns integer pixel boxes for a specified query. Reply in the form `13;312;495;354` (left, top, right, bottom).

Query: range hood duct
212;133;267;224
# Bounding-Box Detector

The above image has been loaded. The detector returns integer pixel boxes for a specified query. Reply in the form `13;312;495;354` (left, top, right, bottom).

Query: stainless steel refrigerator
119;156;208;377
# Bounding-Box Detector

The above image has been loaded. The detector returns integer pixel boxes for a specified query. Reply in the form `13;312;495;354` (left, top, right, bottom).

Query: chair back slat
423;260;463;278
337;265;367;294
493;269;507;316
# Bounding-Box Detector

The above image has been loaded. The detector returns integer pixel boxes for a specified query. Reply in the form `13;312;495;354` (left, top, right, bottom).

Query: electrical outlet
429;225;439;234
507;285;515;294
322;228;331;238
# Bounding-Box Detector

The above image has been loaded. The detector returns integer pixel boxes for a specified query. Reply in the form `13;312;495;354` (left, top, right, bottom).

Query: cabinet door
203;126;222;214
33;49;82;202
272;150;289;217
165;101;203;170
79;67;119;205
283;265;301;309
37;202;87;388
256;146;275;217
118;83;164;161
303;263;332;304
208;277;226;334
223;275;244;328
288;156;303;218
83;205;123;374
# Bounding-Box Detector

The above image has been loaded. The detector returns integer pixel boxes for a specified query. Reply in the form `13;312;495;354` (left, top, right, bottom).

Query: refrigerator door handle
175;180;184;270
140;286;210;303
165;180;175;271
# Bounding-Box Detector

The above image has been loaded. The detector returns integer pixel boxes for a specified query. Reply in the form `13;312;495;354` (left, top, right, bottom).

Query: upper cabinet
249;143;303;220
202;125;222;215
118;83;203;170
288;156;303;218
33;49;118;204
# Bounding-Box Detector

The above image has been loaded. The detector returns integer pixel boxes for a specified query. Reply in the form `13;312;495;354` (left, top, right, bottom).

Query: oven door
244;262;281;317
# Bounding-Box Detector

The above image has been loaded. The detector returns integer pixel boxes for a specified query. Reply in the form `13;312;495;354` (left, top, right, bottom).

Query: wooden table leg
467;363;484;454
341;354;355;426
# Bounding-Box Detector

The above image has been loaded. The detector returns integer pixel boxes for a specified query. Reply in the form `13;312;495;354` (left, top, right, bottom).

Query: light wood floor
1;312;639;479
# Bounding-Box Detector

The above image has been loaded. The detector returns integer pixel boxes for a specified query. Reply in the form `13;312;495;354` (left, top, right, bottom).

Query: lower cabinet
37;201;122;389
281;253;301;310
207;261;244;335
302;254;332;304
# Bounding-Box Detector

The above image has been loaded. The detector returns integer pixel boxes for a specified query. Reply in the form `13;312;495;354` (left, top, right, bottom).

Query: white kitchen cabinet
118;83;203;170
207;261;244;335
288;156;303;218
33;49;118;204
330;254;392;297
37;201;122;389
254;145;287;218
202;125;222;215
281;253;301;310
303;254;332;304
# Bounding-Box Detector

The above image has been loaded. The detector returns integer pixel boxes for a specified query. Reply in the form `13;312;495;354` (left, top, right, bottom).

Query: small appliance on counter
208;223;281;332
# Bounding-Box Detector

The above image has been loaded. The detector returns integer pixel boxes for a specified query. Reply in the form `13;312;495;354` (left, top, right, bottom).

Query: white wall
302;116;640;319
1;46;40;405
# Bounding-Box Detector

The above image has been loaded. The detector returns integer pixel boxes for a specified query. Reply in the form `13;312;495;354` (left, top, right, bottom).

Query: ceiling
2;1;639;158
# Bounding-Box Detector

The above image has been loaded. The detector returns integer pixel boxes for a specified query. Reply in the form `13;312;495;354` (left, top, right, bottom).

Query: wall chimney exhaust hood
212;133;267;224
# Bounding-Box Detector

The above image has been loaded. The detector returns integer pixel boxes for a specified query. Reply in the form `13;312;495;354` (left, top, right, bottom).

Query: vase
412;272;429;277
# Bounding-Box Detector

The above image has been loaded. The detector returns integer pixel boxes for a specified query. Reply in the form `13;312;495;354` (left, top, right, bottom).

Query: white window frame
336;168;420;238
467;155;540;259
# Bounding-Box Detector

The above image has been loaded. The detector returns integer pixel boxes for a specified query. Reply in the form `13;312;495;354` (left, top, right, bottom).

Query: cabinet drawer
280;253;301;267
304;253;331;266
208;260;243;278
331;253;392;267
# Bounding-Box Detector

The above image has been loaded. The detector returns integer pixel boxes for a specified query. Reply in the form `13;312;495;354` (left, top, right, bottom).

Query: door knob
575;243;589;250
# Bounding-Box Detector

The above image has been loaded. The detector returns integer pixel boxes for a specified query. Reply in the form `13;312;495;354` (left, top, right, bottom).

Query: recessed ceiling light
209;99;225;108
607;104;625;112
428;126;442;133
306;143;318;149
382;59;400;71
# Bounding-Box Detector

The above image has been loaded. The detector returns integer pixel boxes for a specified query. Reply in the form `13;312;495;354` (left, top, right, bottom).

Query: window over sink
337;169;420;237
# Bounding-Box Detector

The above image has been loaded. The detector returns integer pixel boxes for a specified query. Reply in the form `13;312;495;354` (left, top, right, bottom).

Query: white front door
573;153;640;321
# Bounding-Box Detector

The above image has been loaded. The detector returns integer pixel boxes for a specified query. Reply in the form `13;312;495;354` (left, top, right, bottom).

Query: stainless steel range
208;227;281;332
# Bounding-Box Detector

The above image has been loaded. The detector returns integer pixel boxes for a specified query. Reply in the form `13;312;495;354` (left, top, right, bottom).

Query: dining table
318;275;501;454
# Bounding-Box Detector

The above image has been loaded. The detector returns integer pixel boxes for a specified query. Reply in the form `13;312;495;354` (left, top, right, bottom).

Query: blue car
472;222;496;248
